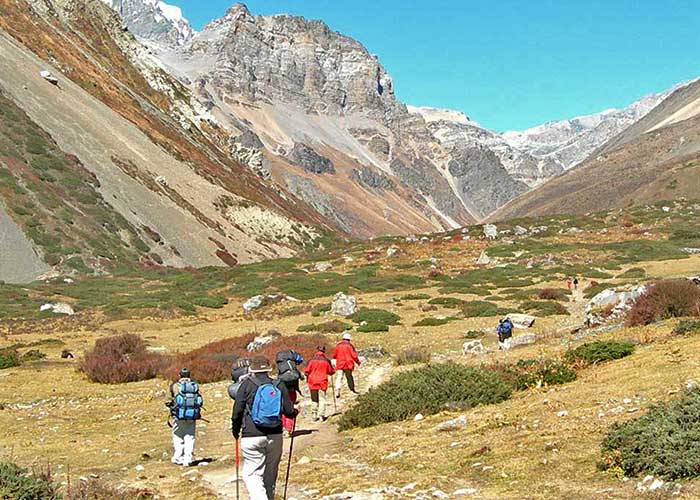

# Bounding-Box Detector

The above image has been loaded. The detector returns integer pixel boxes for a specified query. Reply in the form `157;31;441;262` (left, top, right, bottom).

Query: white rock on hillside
475;251;490;265
463;340;487;356
506;313;536;329
483;224;498;239
435;415;467;432
510;333;537;347
585;285;647;325
331;292;357;317
39;303;74;315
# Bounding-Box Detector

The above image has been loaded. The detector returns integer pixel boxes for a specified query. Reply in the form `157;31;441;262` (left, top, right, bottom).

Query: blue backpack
249;378;282;428
170;381;203;420
497;319;513;339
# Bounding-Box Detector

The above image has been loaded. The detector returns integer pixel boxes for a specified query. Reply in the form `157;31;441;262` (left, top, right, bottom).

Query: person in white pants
170;368;197;466
240;434;284;499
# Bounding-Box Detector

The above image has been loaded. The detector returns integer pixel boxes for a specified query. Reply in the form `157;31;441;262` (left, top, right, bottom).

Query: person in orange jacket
332;333;361;398
304;346;335;421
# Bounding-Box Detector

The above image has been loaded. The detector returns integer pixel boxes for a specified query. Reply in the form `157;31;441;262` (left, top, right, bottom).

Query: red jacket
304;352;335;391
332;340;361;371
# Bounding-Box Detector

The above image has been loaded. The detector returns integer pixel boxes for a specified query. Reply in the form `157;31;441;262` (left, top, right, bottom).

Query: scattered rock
289;143;335;174
386;247;399;258
331;292;357;317
585;284;646;326
297;456;311;465
40;70;59;85
435;415;467;432
556;410;568;418
135;465;145;472
475;251;490;265
510;333;536;347
243;295;264;312
682;248;700;254
61;350;74;359
453;488;478;496
483;224;498;239
39;303;74;315
312;262;333;272
384;450;404;460
414;413;424;421
513;225;528;236
243;294;296;313
462;340;487;356
662;206;671;213
432;490;449;499
358;346;389;358
506;313;536;329
246;330;282;352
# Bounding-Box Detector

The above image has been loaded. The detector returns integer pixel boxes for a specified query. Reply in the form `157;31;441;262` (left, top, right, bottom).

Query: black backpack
275;350;303;384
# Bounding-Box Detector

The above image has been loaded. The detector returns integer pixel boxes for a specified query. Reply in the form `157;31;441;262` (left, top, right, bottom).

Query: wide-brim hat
249;356;272;373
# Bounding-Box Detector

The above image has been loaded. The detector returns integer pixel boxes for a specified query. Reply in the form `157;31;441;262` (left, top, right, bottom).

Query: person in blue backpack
232;356;297;500
497;318;514;350
168;367;203;467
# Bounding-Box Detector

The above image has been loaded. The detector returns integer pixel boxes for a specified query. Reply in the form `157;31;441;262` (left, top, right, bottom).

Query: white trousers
499;337;512;350
310;389;327;419
240;434;284;500
172;418;196;466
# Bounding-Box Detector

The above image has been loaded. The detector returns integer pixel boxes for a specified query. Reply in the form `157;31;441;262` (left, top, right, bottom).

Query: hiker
304;346;335;421
573;277;579;291
275;350;304;437
168;368;203;467
232;356;297;500
566;278;573;290
496;318;514;350
332;333;361;398
228;358;252;401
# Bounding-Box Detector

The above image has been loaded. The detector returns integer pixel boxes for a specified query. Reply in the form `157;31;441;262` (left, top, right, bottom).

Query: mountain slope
0;0;334;280
493;79;700;220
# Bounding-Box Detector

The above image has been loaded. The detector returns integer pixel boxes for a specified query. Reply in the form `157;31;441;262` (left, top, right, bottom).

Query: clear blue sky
166;0;700;132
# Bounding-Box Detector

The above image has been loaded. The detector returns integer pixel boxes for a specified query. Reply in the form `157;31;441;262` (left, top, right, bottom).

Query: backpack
170;381;203;420
497;320;513;341
249;378;282;428
276;350;303;384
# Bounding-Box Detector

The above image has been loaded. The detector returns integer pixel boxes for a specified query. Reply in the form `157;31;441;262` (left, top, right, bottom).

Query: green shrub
499;359;577;391
584;282;610;299
600;387;700;479
618;267;646;279
428;297;464;308
400;293;431;300
0;349;20;370
357;323;390;333
520;300;569;316
396;347;431;365
21;350;46;362
350;308;400;326
413;317;451;327
297;320;352;333
565;340;635;365
311;303;331;317
191;295;228;309
338;363;511;430
0;462;59;499
464;330;483;339
674;319;700;335
462;300;509;317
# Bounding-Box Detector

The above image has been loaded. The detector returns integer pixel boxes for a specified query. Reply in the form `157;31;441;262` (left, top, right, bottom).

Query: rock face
585;285;647;326
289;144;335;174
101;0;195;49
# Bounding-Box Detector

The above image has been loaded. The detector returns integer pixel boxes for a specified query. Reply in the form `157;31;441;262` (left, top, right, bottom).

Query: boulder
312;262;333;272
475;251;490;265
331;292;357;317
585;285;647;325
682;248;700;254
39;303;75;315
483;224;498;239
386;247;399;258
40;70;58;85
243;295;263;312
246;330;282;352
510;333;536;347
358;346;389;358
463;340;487;356
243;294;294;313
506;313;536;329
513;225;528;236
435;415;467;432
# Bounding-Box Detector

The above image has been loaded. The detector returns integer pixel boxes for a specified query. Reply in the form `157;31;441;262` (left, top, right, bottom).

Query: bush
21;349;46;362
162;333;328;383
464;330;483;339
627;280;700;326
338;363;511;430
350;308;400;326
297;320;351;333
462;300;509;317
600;387;700;479
520;300;569;316
400;293;431;300
674;319;700;335
191;295;228;309
357;323;389;333
536;288;570;301
79;334;168;384
0;349;21;370
311;303;331;317
565;340;635;365
0;462;59;499
396;347;431;365
427;297;464;308
495;359;577;391
584;281;610;299
66;479;154;499
413;317;451;327
618;267;646;279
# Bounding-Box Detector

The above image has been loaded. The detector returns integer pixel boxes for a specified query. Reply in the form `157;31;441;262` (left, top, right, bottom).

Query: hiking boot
171;457;183;466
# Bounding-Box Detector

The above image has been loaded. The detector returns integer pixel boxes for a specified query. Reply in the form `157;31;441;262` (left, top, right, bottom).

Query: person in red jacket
332;333;361;398
304;346;335;421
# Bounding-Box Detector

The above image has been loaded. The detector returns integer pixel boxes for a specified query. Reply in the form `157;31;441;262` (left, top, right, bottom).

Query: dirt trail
200;362;391;499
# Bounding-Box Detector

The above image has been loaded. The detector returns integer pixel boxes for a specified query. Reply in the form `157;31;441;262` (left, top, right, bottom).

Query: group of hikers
167;333;361;500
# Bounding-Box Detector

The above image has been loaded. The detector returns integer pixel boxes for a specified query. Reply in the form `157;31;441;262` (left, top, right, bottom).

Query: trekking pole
283;417;297;500
330;376;338;414
235;439;240;500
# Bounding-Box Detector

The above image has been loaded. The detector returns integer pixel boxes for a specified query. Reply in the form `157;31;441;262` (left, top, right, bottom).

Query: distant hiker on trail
332;333;361;398
496;318;514;350
167;368;203;467
566;278;573;290
232;356;297;500
304;346;335;421
573;277;579;291
275;350;305;437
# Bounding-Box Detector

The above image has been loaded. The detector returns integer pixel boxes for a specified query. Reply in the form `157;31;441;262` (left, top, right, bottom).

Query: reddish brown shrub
79;334;168;384
627;280;700;327
162;333;328;383
537;288;568;301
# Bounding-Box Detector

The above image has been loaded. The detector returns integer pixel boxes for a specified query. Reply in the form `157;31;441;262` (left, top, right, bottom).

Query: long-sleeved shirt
332;340;361;370
231;373;296;438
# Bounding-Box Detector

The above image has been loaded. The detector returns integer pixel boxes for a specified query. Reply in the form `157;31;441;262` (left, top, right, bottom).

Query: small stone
557;410;568;418
435;415;467;432
453;488;478;496
414;413;424;421
384;450;404;460
135;465;145;472
432;490;449;498
297;456;311;465
402;483;418;491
